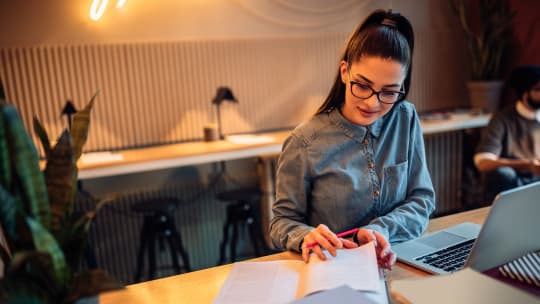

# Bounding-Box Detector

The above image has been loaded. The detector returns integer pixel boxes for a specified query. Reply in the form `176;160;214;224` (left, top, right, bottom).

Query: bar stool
132;197;191;282
217;188;268;265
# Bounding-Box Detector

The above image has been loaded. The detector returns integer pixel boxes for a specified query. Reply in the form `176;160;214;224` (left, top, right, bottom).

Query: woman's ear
339;61;348;85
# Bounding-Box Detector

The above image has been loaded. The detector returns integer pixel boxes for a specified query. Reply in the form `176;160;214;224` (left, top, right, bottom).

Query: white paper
225;134;275;145
213;261;302;304
213;242;382;304
303;242;379;295
80;151;124;164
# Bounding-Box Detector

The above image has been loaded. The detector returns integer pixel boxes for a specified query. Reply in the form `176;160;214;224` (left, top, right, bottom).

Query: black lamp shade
212;87;237;105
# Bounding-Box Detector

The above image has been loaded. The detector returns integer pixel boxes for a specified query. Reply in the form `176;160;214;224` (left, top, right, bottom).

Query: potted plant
451;0;515;112
0;87;122;303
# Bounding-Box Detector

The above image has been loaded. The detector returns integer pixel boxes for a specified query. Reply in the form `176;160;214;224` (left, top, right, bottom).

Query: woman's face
339;56;407;126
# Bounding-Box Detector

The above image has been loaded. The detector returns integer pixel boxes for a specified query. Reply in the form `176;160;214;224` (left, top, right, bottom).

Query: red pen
303;227;360;249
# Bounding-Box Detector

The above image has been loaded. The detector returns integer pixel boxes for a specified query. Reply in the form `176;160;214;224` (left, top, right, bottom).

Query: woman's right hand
355;228;396;270
301;224;358;263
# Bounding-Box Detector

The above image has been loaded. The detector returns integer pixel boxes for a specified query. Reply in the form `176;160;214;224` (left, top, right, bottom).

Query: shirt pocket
381;161;408;207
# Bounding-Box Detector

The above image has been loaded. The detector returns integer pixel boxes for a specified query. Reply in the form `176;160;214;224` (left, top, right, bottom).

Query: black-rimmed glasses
348;70;405;104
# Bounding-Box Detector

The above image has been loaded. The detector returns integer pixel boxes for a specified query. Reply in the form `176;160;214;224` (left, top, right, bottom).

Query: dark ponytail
316;10;414;115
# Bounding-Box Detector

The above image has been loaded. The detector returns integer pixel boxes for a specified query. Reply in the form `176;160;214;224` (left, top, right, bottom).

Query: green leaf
0;80;5;100
44;130;75;232
33;116;51;159
71;91;98;161
3;251;59;303
55;212;91;271
2;104;50;229
0;103;12;190
25;217;69;286
0;185;17;238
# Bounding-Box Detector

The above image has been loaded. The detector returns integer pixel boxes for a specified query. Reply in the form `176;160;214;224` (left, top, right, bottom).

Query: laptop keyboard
415;239;476;272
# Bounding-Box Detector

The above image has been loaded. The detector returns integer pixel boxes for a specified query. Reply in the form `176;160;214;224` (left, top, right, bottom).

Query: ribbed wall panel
0;34;342;153
425;131;464;216
1;32;467;154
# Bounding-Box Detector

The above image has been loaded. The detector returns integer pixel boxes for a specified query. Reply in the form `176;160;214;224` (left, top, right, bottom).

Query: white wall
0;0;459;45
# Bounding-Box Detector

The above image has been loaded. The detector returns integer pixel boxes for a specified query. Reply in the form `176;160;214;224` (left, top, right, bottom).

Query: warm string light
116;0;127;8
90;0;108;21
90;0;128;21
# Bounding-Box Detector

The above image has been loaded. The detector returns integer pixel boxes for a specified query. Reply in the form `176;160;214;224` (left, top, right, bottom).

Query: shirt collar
329;108;383;141
516;100;540;122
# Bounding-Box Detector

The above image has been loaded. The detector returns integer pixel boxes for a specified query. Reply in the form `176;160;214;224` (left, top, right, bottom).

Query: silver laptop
394;181;540;275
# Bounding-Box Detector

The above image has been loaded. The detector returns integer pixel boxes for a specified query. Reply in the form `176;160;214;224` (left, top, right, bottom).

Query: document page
213;242;382;304
301;242;380;297
213;260;303;304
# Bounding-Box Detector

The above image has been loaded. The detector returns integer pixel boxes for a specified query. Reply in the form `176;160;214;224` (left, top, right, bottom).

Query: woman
269;10;436;269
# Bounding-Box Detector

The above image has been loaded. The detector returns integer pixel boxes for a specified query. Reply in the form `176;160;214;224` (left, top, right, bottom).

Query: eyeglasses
348;70;405;104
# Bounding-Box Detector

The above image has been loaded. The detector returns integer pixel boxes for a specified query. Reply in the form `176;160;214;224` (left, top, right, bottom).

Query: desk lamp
212;86;238;140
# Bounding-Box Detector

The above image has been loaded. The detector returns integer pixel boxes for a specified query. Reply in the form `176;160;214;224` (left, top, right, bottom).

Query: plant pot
467;81;504;113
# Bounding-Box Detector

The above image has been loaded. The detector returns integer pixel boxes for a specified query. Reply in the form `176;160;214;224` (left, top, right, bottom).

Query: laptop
393;181;540;275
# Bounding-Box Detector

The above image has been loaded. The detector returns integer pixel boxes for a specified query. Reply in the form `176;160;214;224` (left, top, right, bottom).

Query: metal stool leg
218;205;233;265
147;217;158;280
134;218;151;282
170;226;191;272
230;217;239;263
247;216;263;257
165;231;182;274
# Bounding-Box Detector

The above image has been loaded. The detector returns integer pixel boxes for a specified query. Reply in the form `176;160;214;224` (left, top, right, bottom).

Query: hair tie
381;9;400;28
381;18;397;28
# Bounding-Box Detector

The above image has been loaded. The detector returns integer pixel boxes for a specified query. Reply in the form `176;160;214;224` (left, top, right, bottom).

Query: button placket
364;132;380;208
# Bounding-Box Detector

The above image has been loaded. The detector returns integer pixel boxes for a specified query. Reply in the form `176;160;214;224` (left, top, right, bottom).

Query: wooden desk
98;207;490;304
77;131;290;180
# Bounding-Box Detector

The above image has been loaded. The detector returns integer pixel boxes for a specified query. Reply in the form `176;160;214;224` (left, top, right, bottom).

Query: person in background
474;65;540;201
269;9;435;269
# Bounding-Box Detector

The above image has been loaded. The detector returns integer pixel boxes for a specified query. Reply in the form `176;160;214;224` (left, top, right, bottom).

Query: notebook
393;181;540;275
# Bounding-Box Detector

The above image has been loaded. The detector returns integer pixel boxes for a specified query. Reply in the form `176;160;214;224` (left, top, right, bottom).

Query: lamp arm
216;103;223;140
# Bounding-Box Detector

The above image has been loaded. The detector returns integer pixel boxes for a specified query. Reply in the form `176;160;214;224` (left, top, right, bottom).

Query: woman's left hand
355;229;397;270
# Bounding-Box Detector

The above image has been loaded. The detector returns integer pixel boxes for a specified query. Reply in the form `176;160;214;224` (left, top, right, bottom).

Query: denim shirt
269;101;436;252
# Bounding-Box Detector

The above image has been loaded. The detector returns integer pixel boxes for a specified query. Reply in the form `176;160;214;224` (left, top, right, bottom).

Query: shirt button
374;190;380;197
368;162;374;169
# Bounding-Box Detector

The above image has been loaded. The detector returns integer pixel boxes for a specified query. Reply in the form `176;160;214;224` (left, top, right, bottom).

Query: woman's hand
355;228;397;270
301;224;358;263
530;159;540;176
